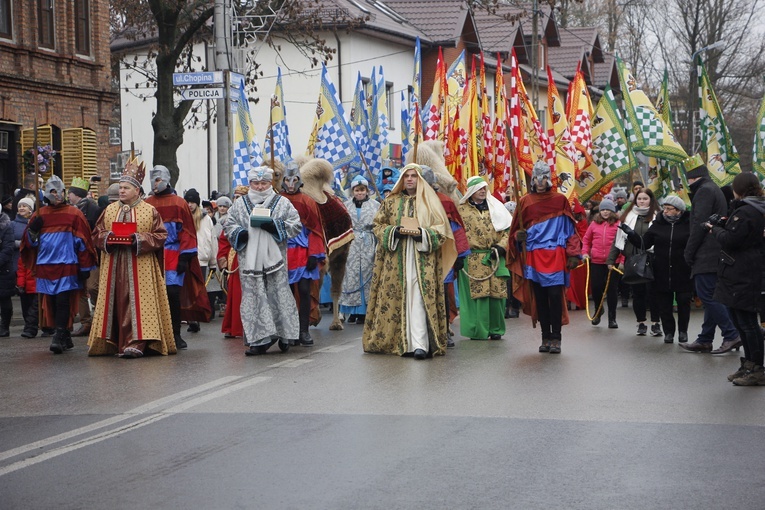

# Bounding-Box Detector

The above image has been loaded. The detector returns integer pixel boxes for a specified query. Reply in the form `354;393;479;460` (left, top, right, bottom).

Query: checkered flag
634;106;663;147
593;129;631;173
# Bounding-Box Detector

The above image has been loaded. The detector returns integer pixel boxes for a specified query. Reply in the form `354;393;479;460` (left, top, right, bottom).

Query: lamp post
689;40;725;154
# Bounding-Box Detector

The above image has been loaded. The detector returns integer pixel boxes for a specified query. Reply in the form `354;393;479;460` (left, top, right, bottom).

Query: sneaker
650;323;662;337
728;358;752;382
636;323;648;336
539;339;551;353
549;340;561;354
608;320;618;329
732;365;765;386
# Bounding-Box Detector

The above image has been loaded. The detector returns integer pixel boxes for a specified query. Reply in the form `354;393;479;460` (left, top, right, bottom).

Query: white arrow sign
180;88;225;101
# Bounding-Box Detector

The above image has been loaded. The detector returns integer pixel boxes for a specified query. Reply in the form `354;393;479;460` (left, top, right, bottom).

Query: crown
70;176;90;191
682;154;704;173
120;157;146;188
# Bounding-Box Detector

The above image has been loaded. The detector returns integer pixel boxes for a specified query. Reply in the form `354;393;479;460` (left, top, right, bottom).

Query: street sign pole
214;0;232;195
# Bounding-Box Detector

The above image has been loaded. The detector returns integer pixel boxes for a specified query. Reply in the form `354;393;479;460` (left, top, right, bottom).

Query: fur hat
599;198;617;212
662;194;686;211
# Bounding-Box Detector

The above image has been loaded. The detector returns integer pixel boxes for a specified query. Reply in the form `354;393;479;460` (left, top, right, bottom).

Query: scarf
633;206;650;216
614;209;653;250
663;212;681;223
459;177;512;231
243;188;283;276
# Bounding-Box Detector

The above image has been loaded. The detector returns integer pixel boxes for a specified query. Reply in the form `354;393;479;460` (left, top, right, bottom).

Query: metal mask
282;163;302;195
531;161;552;192
151;165;171;193
44;175;65;204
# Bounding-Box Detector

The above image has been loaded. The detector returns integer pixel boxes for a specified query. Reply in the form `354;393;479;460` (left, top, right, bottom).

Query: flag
753;81;765;183
697;55;741;186
646;70;682;202
566;66;593;173
307;64;360;192
479;53;493;179
372;66;389;165
401;90;411;160
346;72;370;190
547;66;578;200
446;50;468;119
424;48;447;141
616;57;688;163
491;53;511;197
446;101;463;191
457;58;480;186
232;79;263;187
513;62;548;176
577;85;638;203
264;67;292;165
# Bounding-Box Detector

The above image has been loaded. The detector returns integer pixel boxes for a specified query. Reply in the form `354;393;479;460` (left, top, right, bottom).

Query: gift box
111;221;137;244
250;207;272;228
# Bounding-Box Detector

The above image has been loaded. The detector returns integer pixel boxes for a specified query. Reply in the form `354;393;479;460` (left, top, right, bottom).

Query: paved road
1;304;764;509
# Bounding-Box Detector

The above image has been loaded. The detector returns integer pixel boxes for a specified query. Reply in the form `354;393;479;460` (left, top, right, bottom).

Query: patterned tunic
339;198;379;311
458;202;510;300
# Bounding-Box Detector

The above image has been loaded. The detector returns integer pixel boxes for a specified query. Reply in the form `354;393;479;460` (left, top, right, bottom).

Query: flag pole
357;151;380;197
33;120;40;210
269;94;276;170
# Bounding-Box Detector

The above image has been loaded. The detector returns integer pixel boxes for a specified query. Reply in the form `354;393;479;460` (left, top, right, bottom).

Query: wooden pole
269;95;275;170
33;121;40;210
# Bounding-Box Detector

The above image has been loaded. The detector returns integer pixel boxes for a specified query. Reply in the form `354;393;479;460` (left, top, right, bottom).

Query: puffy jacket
710;197;765;311
583;219;620;265
16;256;36;293
196;214;218;268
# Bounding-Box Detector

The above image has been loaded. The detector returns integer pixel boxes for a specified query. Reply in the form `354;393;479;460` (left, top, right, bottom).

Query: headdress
461;176;512;231
121;158;146;189
350;175;369;189
44;175;65;203
248;165;274;182
682;154;709;180
234;185;249;196
150;165;171;193
531;161;552;192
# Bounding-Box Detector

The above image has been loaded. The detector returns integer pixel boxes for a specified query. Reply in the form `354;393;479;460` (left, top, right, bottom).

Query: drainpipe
334;32;342;99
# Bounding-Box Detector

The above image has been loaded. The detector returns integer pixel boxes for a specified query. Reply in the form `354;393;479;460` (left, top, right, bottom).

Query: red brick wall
0;0;116;194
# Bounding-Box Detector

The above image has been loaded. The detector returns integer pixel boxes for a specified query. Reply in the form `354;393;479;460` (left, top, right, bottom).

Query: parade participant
457;176;512;341
362;163;457;360
224;166;302;355
420;166;470;345
621;194;692;344
504;200;522;318
68;177;102;338
583;199;621;329
87;160;176;358
375;166;399;195
145;165;209;349
705;173;765;385
213;195;232;238
280;163;326;345
20;176;97;354
217;186;248;337
680;155;740;354
609;189;661;336
13;197;39;338
184;188;217;330
507;161;581;354
339;176;379;326
0;206;14;336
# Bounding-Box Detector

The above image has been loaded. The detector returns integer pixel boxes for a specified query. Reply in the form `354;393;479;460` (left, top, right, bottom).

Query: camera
90;175;102;182
707;214;727;227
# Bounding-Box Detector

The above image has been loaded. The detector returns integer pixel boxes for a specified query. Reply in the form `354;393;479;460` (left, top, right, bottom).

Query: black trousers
531;282;563;340
166;285;182;337
729;307;764;366
653;290;691;336
631;282;659;323
292;279;312;333
590;263;619;320
20;293;38;332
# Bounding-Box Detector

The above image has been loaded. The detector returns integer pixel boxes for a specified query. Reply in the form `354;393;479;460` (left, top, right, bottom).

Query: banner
264;67;292;166
232;79;263;187
753;81;765;183
547;66;578;199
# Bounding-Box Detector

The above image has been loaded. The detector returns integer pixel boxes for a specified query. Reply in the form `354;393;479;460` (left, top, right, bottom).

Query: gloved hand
238;230;249;245
130;235;137;248
78;270;90;282
516;230;527;243
566;256;580;270
177;253;194;275
453;256;465;272
28;216;44;235
618;223;634;235
16;285;24;295
260;221;277;234
305;256;318;271
492;245;506;259
413;228;423;242
393;227;403;239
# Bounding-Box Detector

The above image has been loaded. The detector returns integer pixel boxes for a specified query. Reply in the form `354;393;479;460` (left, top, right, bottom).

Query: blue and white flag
264;67;292;164
232;79;263;188
401;90;411;161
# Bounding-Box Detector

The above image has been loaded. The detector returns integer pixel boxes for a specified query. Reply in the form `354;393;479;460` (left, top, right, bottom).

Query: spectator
583;198;621;329
12;197;39;338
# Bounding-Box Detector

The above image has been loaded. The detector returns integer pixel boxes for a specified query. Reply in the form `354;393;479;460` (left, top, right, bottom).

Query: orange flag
546;66;578;199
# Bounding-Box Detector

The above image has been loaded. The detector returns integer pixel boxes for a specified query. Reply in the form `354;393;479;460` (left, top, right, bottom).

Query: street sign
172;71;224;86
179;88;225;101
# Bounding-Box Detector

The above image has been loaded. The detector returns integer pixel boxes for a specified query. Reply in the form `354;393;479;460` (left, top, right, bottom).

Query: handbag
622;239;654;285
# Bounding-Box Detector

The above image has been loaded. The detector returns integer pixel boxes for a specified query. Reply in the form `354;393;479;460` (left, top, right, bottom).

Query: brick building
0;0;116;199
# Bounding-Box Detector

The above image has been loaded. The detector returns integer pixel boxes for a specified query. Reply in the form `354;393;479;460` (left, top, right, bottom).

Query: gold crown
120;158;146;187
70;176;90;191
682;154;704;173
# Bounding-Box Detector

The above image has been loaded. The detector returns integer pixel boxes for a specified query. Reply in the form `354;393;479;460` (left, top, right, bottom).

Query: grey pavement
1;303;764;509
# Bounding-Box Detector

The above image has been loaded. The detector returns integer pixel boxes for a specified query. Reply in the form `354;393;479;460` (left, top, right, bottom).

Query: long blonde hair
191;204;203;231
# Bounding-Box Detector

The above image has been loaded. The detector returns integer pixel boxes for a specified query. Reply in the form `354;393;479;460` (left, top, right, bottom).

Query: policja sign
179;88;225;101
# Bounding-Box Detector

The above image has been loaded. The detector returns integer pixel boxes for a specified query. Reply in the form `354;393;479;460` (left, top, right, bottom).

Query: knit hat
18;197;35;211
662;194;686;211
107;183;120;202
1;195;12;206
216;196;232;208
184;188;201;206
614;189;628;200
599;198;617;212
682;154;709;180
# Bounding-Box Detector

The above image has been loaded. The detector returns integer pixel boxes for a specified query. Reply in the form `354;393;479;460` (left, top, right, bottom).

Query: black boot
0;308;11;337
50;328;67;354
63;329;74;350
299;331;314;346
607;309;618;329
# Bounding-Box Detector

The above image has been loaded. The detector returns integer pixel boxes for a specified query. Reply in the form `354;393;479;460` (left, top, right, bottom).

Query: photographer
706;173;765;386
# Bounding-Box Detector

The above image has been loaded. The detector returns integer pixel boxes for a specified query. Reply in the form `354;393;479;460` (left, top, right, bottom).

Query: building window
74;0;90;55
38;0;54;49
0;0;11;39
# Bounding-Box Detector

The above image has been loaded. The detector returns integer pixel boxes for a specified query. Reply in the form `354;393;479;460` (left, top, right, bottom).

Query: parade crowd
2;153;764;387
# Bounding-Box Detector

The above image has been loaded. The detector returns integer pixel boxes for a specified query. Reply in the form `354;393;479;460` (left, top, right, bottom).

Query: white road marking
0;376;269;477
315;344;357;353
267;359;313;368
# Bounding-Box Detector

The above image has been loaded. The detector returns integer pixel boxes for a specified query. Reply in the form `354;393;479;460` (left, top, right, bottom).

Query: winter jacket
16;256;36;293
629;211;693;293
10;215;28;267
710;197;765;311
607;209;653;265
74;197;102;230
0;213;16;298
583;219;620;265
196;214;218;268
684;176;728;276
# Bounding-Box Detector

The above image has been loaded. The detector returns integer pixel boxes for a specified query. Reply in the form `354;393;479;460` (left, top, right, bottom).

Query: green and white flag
752;79;765;183
577;85;638;203
697;55;741;186
616;57;688;163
